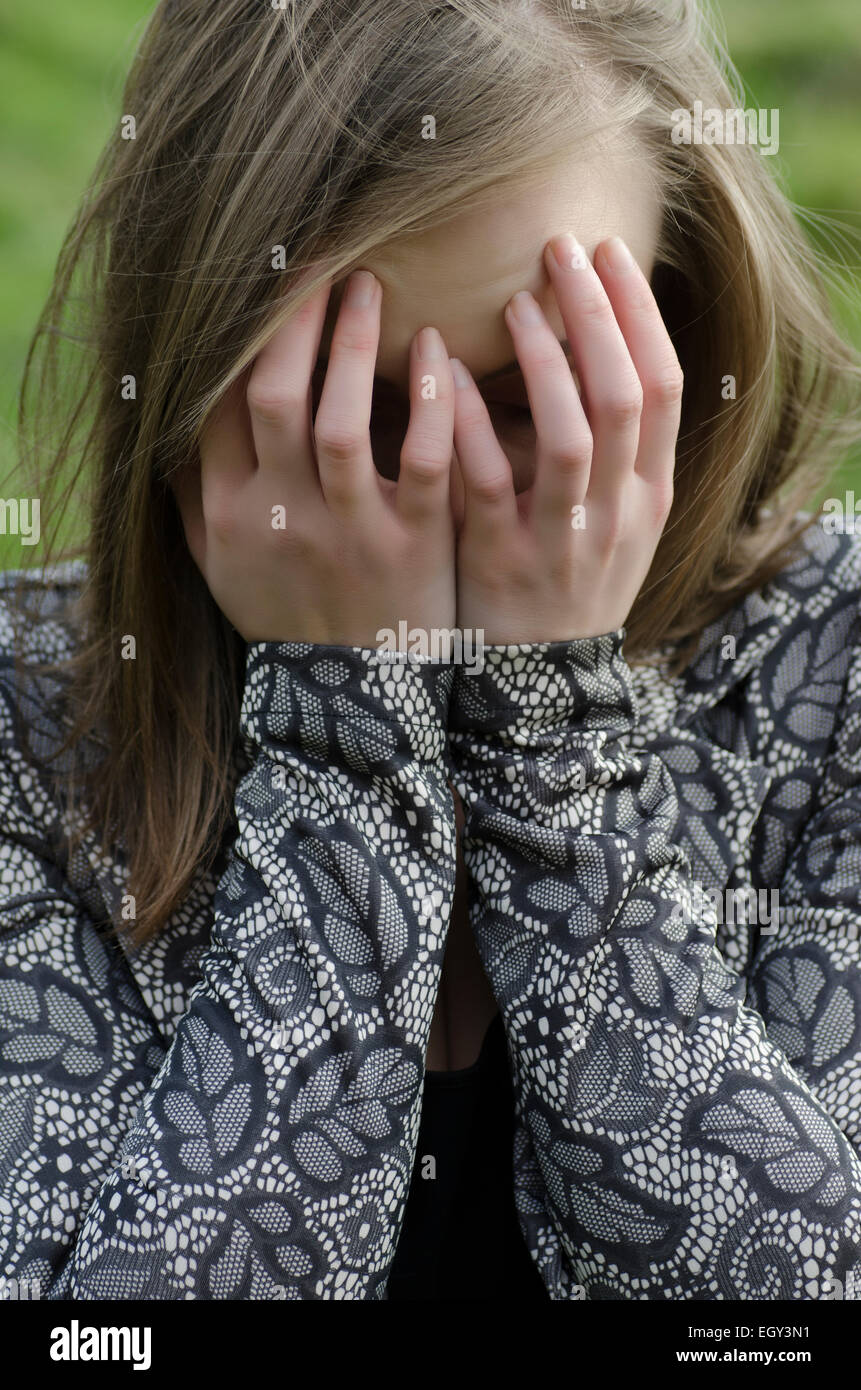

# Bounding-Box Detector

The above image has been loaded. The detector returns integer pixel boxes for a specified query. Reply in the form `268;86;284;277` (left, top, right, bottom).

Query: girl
1;0;860;1300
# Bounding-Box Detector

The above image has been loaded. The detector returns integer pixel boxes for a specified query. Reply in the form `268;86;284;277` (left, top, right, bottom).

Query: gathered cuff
447;629;636;745
241;641;455;770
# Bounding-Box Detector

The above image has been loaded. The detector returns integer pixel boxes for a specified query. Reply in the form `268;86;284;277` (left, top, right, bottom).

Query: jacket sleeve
747;612;861;1155
0;639;455;1300
445;632;861;1301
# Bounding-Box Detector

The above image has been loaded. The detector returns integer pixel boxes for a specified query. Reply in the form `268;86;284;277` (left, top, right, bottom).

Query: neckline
424;1010;502;1084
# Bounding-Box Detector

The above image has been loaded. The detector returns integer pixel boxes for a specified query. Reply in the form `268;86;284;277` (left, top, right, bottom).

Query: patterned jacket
1;518;860;1300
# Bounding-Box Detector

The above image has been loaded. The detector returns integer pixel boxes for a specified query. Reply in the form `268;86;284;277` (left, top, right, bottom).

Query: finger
543;234;642;504
449;358;518;534
594;237;684;490
450;446;465;531
313;269;385;516
246;273;331;497
396;327;455;524
502;291;592;536
196;370;257;536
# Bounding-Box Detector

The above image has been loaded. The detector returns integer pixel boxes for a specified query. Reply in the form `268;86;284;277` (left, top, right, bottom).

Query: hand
171;270;457;646
451;234;683;644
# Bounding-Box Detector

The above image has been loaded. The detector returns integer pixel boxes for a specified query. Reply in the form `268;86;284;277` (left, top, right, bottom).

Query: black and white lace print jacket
1;518;861;1301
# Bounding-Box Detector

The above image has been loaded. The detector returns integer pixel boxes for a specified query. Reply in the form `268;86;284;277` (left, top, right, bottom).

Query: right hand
172;269;457;646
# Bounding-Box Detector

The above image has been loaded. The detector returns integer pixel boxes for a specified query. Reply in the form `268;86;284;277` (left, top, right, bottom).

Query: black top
387;1011;550;1300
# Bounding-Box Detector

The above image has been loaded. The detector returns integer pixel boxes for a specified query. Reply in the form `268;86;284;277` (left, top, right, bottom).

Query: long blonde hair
8;0;861;944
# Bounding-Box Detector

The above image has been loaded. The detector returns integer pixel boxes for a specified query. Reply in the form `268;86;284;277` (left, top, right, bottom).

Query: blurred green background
1;0;860;567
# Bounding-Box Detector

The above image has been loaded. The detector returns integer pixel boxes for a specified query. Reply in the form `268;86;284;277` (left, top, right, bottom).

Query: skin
173;149;682;1071
313;148;663;510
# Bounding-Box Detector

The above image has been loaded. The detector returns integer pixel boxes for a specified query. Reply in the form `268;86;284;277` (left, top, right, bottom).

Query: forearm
447;634;861;1299
36;642;456;1300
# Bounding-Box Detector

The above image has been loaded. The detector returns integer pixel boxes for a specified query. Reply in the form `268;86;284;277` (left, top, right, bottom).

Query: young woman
1;0;860;1301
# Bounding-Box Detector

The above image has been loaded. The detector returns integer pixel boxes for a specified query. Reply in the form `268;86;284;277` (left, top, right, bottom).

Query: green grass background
1;0;859;568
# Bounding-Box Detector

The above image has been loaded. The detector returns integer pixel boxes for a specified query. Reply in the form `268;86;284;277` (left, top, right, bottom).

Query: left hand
451;233;684;644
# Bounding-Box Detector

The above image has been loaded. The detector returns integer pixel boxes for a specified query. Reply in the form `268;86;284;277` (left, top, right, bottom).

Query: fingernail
345;269;378;307
602;236;635;274
416;326;444;360
508;290;543;325
449;357;471;389
548;234;589;271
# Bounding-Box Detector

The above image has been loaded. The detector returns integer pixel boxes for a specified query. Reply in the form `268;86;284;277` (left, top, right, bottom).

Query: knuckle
314;417;364;461
247;378;301;423
524;346;567;378
332;322;378;358
471;471;510;506
627;278;660;318
270;522;315;560
645;365;685;410
458;404;491;440
462;552;507;592
290;294;320;328
399;442;447;484
548;433;593;472
578;288;614;325
415;370;453;404
598;386;643;429
322;471;361;511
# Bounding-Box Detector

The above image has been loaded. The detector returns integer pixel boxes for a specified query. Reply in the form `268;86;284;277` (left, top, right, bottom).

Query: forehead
318;146;662;391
